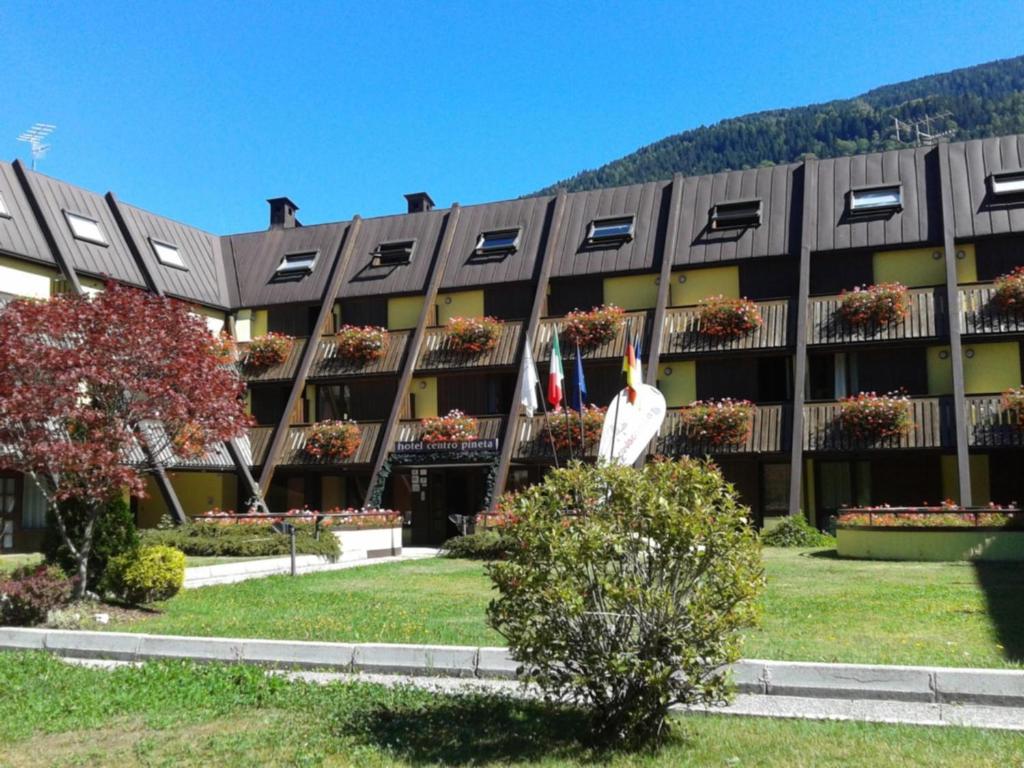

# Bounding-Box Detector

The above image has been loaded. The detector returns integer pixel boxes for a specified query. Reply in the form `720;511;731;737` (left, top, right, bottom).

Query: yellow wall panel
963;342;1022;394
388;296;425;330
670;266;739;306
926;346;954;396
940;453;992;505
603;274;658;311
0;256;56;299
321;475;347;510
436;290;484;324
136;472;238;527
954;243;977;284
252;309;268;337
872;247;945;287
657;360;695;407
411;376;437;418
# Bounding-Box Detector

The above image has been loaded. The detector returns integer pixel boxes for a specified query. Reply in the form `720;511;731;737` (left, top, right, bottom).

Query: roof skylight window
989;170;1024;197
64;210;108;245
709;199;762;230
849;184;902;214
150;238;187;270
373;240;415;267
585;216;635;245
474;228;520;255
275;250;318;276
0;193;10;219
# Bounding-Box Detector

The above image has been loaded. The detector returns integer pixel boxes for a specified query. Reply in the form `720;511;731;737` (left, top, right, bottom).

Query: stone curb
2;628;1023;707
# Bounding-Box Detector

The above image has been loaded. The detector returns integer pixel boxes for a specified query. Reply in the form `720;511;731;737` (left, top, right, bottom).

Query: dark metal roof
947;134;1024;239
0;162;56;266
225;222;349;307
18;167;148;287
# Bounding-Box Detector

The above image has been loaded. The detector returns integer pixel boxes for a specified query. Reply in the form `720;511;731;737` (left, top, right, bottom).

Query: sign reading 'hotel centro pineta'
394;439;500;453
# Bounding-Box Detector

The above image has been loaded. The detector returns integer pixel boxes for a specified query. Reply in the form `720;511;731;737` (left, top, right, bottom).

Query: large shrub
761;515;835;547
439;530;513;560
43;497;139;590
140;521;341;559
103;545;185;604
487;459;763;749
0;564;74;626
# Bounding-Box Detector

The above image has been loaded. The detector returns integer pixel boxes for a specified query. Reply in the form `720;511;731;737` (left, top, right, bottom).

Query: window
989;170;1024;197
586;216;635;245
0;193;10;219
372;240;415;267
709;199;762;230
275;250;318;276
848;184;902;214
64;210;108;246
474;228;520;256
150;238;187;270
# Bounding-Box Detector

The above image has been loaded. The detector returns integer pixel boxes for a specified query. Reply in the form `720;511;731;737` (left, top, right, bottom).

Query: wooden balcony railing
660;300;789;355
807;288;946;346
308;330;410;379
416;320;523;371
534;310;651;361
511;413;600;461
653;404;787;455
802;396;953;452
237;338;308;382
390;416;505;453
965;394;1024;448
959;283;1024;336
270;422;383;466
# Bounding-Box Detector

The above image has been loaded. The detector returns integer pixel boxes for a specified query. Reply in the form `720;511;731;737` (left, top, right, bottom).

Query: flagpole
536;379;560;470
610;320;630;465
575;343;588;459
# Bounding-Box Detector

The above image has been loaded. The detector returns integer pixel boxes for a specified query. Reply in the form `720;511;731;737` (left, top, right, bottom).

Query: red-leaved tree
0;282;250;596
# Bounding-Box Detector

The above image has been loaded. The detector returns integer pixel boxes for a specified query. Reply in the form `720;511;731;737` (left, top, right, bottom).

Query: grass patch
1;652;1022;767
0;552;42;575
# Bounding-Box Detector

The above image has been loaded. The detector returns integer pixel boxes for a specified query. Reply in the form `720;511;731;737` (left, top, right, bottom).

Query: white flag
519;338;540;417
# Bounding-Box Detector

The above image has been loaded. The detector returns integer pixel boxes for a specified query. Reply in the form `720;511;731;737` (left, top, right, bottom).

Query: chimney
404;192;435;214
267;197;300;229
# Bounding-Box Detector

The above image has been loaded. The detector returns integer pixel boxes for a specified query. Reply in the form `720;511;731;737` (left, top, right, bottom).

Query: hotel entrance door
409;467;487;546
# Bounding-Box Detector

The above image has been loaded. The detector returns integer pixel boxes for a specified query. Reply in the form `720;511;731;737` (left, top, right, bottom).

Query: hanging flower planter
993;266;1024;314
245;333;294;368
697;295;763;339
304;420;362;460
445;316;502;354
209;331;237;365
679;398;754;446
420;409;479;443
1001;386;1024;430
838;391;913;441
560;304;626;350
335;325;388;364
543;405;607;454
837;283;911;328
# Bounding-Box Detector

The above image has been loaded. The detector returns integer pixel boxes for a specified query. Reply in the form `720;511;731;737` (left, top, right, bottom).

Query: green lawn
2;652;1022;768
108;549;1024;669
0;552;42;575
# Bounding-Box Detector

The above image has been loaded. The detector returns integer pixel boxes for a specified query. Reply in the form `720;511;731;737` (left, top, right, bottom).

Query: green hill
536;55;1024;194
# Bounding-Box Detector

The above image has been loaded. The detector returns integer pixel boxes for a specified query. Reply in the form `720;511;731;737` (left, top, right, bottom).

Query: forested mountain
535;55;1024;194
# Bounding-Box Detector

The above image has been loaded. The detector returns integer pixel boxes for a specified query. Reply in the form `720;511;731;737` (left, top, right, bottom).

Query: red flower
560;305;625;350
697;296;763;339
838;283;910;328
244;333;294;368
334;325;388;364
445;316;501;354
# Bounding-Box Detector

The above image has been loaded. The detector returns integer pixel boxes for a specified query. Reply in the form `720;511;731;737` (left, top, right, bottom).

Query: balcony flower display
1001;386;1024;429
837;391;912;441
445;316;501;354
420;409;479;443
697;295;763;339
679;398;754;446
335;324;388;364
560;304;626;350
838;503;1020;529
543;405;607;454
993;266;1024;314
303;420;362;461
244;332;294;368
209;331;237;365
837;282;910;328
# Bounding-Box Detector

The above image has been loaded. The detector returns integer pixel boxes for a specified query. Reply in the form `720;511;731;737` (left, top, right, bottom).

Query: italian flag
547;332;564;408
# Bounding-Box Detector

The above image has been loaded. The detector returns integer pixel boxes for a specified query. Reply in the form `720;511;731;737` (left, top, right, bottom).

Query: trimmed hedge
439;531;513;561
140;522;340;559
761;515;835;548
104;546;185;604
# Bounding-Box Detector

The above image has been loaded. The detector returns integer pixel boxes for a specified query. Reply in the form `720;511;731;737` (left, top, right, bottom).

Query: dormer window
0;193;9;219
586;215;634;245
373;240;415;267
709;199;762;230
474;228;520;256
275;250;318;276
150;238;187;270
64;210;108;246
848;184;902;215
989;170;1024;197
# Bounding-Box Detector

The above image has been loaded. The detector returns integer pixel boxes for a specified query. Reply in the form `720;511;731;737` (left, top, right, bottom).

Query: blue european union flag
569;344;587;411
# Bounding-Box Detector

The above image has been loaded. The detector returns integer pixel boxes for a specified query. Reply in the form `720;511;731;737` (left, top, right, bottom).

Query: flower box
1001;386;1024;429
993;266;1024;314
303;420;362;460
334;325;388;364
542;405;606;454
679;398;754;446
245;333;294;368
697;295;763;339
560;305;625;350
837;283;910;328
210;331;238;365
420;409;479;443
445;316;501;354
837;391;912;441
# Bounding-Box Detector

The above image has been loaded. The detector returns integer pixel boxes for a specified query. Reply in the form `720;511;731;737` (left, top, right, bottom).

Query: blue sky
1;1;1021;234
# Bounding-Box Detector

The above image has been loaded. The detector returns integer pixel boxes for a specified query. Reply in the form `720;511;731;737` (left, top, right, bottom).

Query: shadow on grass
973;562;1024;664
803;549;840;559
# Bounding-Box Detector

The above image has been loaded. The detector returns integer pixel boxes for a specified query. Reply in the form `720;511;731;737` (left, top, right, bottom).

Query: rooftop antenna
16;123;57;170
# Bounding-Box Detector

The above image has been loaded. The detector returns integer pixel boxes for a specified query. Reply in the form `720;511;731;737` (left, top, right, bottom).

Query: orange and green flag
622;328;642;404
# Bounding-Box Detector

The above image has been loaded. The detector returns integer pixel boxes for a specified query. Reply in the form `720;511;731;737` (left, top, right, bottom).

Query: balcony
965;394;1024;448
803;396;954;452
807;288;946;346
247;426;273;466
653;404;787;456
660;299;789;356
237;337;308;382
277;422;383;466
309;330;410;379
416;320;523;371
534;310;651;361
958;283;1024;337
511;414;600;461
390;416;505;453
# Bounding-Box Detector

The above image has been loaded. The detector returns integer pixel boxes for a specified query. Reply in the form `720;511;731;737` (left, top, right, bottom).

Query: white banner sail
597;383;667;466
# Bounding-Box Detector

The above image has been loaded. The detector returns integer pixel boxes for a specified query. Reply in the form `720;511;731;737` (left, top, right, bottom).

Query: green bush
487;459;763;749
140;521;340;559
43;497;139;588
103;545;185;604
0;564;73;626
761;515;835;548
439;531;513;560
